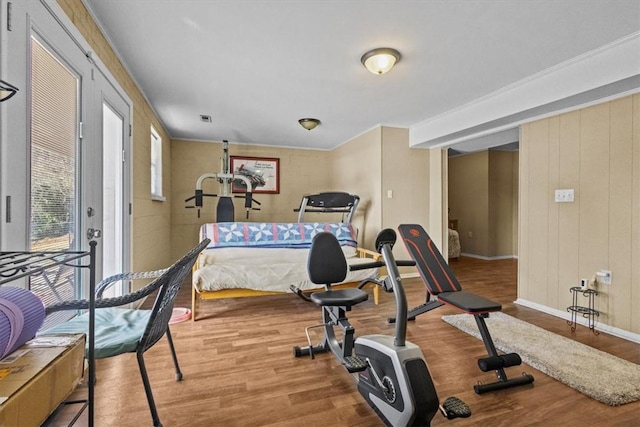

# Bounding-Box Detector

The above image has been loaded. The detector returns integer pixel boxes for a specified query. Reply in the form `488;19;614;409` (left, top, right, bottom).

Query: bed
191;222;381;320
447;218;461;260
448;228;461;260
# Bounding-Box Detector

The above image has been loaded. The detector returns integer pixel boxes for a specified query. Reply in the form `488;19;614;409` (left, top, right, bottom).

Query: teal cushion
39;308;151;359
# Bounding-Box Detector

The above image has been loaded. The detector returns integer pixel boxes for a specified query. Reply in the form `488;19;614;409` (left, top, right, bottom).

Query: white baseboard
460;253;517;260
514;298;640;344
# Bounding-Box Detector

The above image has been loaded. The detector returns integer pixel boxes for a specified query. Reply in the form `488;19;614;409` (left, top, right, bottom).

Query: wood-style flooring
54;257;640;426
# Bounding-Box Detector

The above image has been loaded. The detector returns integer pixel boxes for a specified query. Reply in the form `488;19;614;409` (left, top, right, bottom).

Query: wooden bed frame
191;247;381;321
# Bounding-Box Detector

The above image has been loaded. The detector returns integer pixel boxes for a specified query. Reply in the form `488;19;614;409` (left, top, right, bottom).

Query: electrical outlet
554;189;575;203
467;231;473;239
580;278;588;289
597;270;612;285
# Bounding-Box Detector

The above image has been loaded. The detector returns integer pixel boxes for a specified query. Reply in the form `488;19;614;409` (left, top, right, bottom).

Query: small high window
150;126;164;200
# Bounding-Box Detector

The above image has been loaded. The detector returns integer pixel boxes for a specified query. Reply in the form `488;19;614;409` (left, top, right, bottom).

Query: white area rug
441;312;640;406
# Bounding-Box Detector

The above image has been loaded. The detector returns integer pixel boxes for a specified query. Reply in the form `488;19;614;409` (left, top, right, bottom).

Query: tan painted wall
329;126;432;255
448;150;518;258
489;151;517;257
330;128;383;249
448;152;490;255
381;127;431;261
511;153;519;256
57;0;172;274
170;140;333;260
172;126;431;260
519;94;640;334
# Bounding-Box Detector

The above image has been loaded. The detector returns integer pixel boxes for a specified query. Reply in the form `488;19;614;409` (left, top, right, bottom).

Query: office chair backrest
307;232;348;286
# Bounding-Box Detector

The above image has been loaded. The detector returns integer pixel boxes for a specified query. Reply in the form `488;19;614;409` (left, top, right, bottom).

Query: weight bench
398;224;534;394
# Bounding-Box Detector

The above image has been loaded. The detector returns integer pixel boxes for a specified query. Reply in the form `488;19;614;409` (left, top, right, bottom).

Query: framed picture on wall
230;156;280;194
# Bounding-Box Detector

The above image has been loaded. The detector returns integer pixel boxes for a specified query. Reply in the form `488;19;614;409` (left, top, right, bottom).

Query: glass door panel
29;36;80;311
101;102;124;296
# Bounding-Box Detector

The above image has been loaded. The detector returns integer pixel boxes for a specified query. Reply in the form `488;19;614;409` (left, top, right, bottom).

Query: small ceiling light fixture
298;118;321;131
200;114;212;123
361;47;401;75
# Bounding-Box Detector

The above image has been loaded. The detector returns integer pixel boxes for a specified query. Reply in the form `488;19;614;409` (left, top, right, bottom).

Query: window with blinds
29;36;79;314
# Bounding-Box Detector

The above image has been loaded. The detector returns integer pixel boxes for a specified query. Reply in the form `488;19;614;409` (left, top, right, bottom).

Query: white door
90;69;132;292
0;0;131;300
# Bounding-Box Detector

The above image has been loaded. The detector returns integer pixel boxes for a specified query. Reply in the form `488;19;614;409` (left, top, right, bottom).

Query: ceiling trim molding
410;31;640;148
78;0;170;137
333;124;384;150
172;138;336;152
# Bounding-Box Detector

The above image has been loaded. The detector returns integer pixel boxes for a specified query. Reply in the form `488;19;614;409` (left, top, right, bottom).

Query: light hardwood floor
56;257;640;426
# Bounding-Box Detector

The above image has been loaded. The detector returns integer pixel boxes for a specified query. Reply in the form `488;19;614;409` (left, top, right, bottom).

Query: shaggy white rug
441;312;640;406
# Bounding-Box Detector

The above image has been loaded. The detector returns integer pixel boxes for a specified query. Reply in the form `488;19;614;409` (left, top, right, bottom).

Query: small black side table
567;287;599;335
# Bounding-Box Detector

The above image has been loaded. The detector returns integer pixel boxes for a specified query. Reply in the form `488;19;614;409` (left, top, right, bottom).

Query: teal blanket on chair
40;307;151;358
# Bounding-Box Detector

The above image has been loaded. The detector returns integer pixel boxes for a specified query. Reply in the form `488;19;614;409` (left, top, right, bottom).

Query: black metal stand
567;286;599;335
0;242;96;426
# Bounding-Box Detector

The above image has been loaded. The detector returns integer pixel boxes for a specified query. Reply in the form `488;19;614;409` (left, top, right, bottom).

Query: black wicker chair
40;239;210;427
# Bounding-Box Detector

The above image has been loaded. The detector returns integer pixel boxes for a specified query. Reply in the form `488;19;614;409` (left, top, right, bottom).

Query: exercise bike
294;229;470;426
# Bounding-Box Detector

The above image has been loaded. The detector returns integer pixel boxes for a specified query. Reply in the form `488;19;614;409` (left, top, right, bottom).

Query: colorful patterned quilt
200;222;357;249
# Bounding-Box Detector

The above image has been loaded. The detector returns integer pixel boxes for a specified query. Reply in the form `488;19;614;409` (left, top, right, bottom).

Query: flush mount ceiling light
298;118;321;131
361;47;401;75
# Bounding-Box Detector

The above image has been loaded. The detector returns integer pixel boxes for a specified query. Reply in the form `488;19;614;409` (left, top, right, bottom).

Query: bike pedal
439;396;471;420
344;356;368;373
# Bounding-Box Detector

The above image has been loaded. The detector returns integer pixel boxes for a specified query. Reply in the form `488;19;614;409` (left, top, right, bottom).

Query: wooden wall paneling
547;116;560;309
527;119;551;304
519;96;639;334
579;103;611;320
517;125;530;300
630;94;640;334
557;110;581;312
608;97;633;329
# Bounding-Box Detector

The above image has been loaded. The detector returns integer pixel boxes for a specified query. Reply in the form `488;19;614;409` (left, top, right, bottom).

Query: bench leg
472;314;534;394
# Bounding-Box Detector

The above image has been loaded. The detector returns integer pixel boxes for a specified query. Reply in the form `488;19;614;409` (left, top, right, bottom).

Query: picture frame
230;156;280;194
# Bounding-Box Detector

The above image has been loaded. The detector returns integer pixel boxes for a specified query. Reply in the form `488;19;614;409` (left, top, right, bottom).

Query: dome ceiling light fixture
298;118;321;130
361;47;401;75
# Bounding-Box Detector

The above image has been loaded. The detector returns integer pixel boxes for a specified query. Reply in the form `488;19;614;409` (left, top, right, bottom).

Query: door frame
0;0;133;281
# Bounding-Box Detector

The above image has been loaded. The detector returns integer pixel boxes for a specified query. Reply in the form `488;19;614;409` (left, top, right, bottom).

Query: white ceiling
82;0;640;152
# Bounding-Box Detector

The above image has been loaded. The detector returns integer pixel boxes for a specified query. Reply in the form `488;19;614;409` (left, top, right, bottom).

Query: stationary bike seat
310;288;368;308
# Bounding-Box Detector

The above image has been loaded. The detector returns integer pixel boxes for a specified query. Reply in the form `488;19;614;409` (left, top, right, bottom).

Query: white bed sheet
199;246;357;265
193;255;377;293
